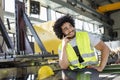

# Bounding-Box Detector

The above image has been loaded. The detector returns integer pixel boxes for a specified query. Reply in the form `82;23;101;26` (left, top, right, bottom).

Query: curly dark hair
53;14;75;39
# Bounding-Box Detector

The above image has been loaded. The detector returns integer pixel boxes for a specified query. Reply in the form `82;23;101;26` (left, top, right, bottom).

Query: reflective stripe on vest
59;32;98;70
81;52;95;58
70;60;98;66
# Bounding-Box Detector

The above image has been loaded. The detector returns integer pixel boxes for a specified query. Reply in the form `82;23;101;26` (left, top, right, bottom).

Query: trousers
63;68;99;80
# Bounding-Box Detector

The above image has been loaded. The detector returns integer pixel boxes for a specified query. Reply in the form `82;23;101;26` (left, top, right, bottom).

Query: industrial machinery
0;0;120;80
0;1;61;80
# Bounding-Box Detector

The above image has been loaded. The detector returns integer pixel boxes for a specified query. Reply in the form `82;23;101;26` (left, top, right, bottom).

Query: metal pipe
103;65;120;73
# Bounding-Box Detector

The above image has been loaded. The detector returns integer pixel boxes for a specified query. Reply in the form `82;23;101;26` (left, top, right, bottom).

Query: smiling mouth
66;30;75;39
67;30;75;35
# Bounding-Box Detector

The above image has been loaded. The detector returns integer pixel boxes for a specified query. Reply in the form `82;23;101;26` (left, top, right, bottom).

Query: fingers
86;65;95;68
62;35;65;39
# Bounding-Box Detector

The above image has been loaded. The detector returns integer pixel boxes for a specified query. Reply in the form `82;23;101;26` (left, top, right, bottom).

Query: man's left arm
94;40;110;72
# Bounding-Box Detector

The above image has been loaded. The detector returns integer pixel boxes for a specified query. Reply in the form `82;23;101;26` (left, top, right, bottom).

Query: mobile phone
63;34;66;37
63;34;71;39
67;37;71;39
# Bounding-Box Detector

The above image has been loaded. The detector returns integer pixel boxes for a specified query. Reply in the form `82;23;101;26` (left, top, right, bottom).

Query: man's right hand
62;36;71;48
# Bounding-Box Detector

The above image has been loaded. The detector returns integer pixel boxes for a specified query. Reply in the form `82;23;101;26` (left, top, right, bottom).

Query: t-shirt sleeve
88;33;101;47
58;49;61;57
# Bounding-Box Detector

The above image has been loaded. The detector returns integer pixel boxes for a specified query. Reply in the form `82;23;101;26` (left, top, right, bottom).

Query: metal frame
0;18;14;49
15;0;47;54
103;65;120;73
50;0;112;27
23;13;47;53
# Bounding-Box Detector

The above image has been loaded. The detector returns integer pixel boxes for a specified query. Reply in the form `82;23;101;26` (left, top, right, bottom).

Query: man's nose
68;27;73;32
67;28;73;34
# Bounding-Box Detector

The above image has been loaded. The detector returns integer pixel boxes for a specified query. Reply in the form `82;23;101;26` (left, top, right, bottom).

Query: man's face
61;22;75;39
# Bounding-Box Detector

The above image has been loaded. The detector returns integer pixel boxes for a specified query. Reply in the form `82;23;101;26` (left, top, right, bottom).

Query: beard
67;34;75;39
65;30;76;39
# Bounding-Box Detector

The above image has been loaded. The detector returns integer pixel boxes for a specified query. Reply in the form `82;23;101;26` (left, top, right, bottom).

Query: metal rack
0;1;60;79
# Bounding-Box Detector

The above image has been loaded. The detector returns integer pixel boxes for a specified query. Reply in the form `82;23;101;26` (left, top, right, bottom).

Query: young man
53;14;110;80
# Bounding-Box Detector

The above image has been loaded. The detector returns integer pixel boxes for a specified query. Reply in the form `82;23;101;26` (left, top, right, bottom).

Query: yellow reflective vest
59;32;99;70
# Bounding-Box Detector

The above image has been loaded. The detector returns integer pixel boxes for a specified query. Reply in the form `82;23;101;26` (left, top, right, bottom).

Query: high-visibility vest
59;32;99;70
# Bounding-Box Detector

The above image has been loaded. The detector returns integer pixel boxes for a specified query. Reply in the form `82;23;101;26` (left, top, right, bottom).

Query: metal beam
4;11;45;24
97;2;120;13
23;13;47;53
76;1;107;19
50;0;112;27
47;6;52;21
0;18;14;49
103;65;120;73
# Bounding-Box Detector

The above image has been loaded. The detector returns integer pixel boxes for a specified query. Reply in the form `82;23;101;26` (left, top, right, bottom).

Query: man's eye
63;28;68;31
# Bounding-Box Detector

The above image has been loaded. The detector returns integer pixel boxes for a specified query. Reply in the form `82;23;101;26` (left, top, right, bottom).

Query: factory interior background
0;0;120;80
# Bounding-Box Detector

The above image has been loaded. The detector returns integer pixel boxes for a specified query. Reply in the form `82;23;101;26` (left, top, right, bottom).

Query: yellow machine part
97;2;120;14
37;66;54;80
34;21;61;54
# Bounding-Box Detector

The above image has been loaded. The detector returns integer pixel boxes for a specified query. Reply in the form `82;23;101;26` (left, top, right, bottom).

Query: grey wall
111;11;120;39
